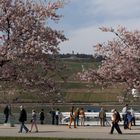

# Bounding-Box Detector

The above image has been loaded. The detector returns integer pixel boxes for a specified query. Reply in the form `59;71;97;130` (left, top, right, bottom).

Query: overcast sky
52;0;140;54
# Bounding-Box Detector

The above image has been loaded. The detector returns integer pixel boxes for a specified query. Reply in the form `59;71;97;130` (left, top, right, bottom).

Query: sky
51;0;140;55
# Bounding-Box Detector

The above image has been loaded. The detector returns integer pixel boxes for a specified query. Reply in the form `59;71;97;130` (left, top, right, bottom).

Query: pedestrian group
2;104;136;134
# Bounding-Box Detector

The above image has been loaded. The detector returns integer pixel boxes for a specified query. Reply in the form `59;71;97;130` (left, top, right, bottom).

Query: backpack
116;111;122;122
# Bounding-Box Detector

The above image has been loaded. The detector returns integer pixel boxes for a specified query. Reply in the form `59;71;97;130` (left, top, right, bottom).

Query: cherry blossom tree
80;26;140;93
0;0;67;102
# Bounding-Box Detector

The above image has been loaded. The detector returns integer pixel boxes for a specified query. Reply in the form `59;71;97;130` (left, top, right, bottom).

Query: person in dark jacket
39;109;45;124
50;108;56;125
55;108;60;125
18;106;29;133
4;105;10;123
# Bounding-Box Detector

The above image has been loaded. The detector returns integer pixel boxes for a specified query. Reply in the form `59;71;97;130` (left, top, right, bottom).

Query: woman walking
69;106;76;128
80;108;85;126
29;110;38;132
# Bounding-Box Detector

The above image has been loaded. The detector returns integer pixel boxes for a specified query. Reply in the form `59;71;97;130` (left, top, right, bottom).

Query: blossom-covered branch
81;26;140;90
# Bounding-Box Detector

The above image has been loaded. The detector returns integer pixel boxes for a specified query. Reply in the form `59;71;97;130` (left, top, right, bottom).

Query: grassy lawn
64;87;123;103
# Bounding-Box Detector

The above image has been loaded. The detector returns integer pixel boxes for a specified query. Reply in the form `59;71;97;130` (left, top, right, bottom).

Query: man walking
99;107;106;126
4;105;10;123
39;109;45;125
122;104;128;129
50;108;56;125
18;106;29;133
110;109;122;134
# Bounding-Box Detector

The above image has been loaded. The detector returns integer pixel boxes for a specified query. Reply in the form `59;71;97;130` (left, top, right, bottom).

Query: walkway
0;124;140;140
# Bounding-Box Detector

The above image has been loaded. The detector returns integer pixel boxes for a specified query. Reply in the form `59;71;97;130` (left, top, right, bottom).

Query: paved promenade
0;124;140;140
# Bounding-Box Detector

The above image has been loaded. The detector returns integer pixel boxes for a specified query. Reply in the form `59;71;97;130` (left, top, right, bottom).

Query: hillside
0;57;136;104
56;57;139;104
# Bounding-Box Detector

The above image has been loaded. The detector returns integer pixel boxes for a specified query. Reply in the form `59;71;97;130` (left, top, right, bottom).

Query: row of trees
57;53;104;62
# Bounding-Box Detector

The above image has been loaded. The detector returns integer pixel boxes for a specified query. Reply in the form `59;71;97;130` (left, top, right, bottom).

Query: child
127;111;132;130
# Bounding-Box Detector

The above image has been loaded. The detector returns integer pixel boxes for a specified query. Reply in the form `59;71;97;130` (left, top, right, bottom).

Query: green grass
61;82;94;89
64;92;120;103
60;80;126;104
60;59;98;81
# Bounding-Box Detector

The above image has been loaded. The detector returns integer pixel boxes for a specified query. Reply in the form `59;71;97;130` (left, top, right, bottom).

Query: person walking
75;108;80;126
4;105;10;123
130;107;136;126
18;106;29;133
79;108;85;126
110;109;122;134
55;108;60;125
122;104;128;129
127;111;133;130
69;106;76;128
39;109;45;125
58;110;63;124
29;109;38;132
99;107;106;126
50;108;56;125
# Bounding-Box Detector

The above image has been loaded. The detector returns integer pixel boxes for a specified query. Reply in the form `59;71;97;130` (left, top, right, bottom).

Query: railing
61;112;140;126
